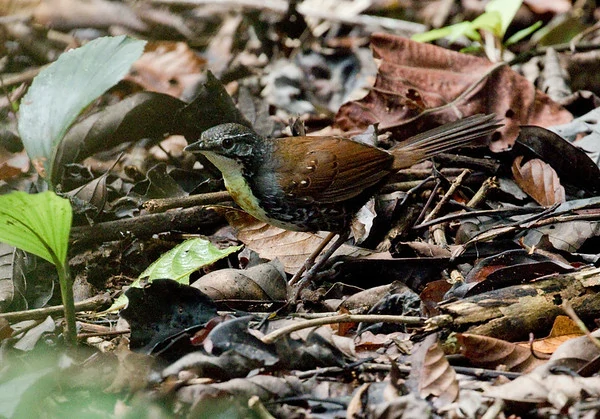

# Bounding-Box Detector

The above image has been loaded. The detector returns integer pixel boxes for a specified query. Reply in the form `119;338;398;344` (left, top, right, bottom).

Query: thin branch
261;313;425;344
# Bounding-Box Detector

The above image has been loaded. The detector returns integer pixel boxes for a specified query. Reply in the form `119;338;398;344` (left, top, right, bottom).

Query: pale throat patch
200;151;299;230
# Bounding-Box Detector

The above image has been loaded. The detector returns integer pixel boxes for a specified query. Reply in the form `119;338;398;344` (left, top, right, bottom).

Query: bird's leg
288;231;350;301
288;231;336;286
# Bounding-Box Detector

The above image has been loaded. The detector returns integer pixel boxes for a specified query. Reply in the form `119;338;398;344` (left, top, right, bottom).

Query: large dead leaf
218;207;371;273
457;333;546;373
335;34;572;151
485;325;600;407
191;260;287;301
513;126;600;196
511;155;566;206
407;333;458;408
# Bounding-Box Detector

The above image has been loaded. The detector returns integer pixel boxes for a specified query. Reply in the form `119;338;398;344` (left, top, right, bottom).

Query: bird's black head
185;123;262;160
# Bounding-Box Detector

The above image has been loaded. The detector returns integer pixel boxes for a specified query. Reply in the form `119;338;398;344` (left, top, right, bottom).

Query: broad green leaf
110;238;242;311
485;0;522;37
0;191;72;266
0;368;54;418
18;35;146;185
140;238;242;283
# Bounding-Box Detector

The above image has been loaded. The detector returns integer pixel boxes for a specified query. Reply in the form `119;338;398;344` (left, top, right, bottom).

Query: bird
185;114;500;294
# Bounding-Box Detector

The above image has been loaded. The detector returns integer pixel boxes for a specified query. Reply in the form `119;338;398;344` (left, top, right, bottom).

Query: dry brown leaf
0;150;30;181
524;0;572;14
191;261;287;301
457;333;546;373
218;207;371;273
512;155;566;206
33;0;146;31
420;280;452;317
335;34;572;151
127;41;206;97
0;0;40;16
518;315;584;354
408;333;458;408
105;339;155;393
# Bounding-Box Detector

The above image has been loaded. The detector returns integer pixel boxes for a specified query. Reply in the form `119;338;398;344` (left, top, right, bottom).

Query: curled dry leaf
519;315;583;354
335;34;572;151
512;156;565;206
513;126;600;196
408;333;458;408
457;333;546;373
192;261;287;301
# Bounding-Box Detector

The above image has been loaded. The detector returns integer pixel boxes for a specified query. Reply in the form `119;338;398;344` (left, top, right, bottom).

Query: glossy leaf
18;35;145;184
140;238;242;283
0;192;72;266
111;238;241;311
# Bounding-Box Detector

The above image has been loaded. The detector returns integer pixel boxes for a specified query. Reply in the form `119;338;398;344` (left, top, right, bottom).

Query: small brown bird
185;114;500;293
185;114;499;234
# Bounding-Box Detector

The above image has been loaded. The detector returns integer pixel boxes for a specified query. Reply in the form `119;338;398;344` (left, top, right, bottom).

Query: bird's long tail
390;114;502;170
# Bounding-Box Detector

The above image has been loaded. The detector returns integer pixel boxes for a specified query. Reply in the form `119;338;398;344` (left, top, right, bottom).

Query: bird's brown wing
269;136;394;204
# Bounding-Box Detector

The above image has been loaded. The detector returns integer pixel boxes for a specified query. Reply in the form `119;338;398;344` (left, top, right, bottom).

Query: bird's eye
222;138;234;149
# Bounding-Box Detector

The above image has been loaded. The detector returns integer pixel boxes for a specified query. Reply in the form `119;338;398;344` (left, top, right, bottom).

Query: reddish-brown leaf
218;207;371;273
335;34;572;151
457;333;546;373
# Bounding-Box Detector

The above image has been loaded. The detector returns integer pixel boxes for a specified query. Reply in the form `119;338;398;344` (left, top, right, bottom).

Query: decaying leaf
519;315;584;354
512;155;566;206
457;333;546;373
218;207;370;273
335;34;572;151
192;260;287;301
407;333;458;408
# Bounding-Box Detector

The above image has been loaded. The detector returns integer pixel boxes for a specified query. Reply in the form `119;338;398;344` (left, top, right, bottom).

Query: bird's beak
184;140;205;153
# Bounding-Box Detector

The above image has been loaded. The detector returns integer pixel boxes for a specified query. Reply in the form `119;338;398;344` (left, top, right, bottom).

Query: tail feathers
391;114;501;170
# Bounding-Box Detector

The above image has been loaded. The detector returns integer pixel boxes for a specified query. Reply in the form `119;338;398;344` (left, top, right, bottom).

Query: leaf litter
3;1;600;417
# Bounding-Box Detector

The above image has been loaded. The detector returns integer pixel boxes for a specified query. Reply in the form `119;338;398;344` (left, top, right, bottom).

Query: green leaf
471;11;503;37
0;368;54;418
140;238;242;283
18;35;146;185
412;21;480;43
485;0;523;38
505;21;543;46
413;0;523;45
110;238;242;311
0;191;72;266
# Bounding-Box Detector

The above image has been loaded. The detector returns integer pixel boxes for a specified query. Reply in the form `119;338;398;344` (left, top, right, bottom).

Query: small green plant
5;36;146;344
0;192;74;343
412;0;542;59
